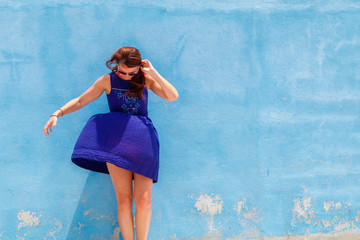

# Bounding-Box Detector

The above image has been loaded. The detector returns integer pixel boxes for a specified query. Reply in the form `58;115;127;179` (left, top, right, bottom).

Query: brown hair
106;47;146;100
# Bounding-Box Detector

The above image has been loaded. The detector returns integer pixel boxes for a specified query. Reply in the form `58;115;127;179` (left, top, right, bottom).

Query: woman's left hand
140;59;155;75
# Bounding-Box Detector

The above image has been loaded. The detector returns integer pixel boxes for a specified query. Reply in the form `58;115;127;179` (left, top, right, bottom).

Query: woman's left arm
141;59;179;101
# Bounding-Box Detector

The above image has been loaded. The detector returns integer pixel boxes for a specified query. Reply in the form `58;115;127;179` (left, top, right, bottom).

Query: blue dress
71;72;160;183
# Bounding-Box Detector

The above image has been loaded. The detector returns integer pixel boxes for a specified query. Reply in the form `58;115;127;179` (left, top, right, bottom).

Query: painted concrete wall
1;1;360;239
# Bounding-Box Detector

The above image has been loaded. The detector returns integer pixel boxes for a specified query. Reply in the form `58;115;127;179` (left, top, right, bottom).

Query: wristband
50;114;58;118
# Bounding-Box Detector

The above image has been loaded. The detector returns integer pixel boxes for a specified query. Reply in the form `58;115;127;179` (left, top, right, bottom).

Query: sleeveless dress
71;72;160;183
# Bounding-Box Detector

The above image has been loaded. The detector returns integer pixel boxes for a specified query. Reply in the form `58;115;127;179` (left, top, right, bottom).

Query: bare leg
106;162;135;240
133;173;153;240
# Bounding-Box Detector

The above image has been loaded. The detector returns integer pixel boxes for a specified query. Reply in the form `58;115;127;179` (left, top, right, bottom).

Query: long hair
106;47;146;100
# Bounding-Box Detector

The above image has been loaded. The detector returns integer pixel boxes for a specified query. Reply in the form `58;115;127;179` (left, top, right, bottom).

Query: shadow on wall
66;172;123;240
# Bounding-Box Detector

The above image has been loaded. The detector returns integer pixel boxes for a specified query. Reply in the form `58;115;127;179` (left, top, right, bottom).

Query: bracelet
50;114;58;118
59;108;64;117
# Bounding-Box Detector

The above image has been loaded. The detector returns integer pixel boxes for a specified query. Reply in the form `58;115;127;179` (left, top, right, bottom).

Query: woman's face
117;62;140;80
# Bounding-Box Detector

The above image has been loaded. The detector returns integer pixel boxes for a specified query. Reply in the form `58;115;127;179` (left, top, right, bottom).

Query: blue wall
1;1;360;239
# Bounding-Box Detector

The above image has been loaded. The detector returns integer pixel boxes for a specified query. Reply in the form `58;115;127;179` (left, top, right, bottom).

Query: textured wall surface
1;1;360;239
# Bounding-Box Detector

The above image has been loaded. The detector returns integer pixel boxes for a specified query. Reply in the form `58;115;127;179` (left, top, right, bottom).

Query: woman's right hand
43;116;58;136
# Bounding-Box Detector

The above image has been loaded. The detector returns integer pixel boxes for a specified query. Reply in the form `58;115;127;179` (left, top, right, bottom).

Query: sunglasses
117;66;140;76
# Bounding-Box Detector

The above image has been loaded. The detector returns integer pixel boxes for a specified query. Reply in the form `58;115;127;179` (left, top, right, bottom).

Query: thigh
133;173;153;202
106;162;134;198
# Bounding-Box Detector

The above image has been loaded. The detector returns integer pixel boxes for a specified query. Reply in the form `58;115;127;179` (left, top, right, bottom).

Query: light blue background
1;1;360;239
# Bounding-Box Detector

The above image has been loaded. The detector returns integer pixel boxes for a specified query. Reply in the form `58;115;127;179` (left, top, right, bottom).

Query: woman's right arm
43;74;109;136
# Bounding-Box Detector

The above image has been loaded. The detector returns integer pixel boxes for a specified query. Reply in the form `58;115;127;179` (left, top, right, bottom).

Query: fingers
43;119;57;136
142;59;149;65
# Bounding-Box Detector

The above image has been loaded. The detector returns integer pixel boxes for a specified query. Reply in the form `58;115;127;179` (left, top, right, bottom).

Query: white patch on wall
321;200;359;231
324;201;348;213
44;217;62;239
333;219;352;232
228;232;360;239
17;210;41;230
83;208;113;221
192;194;223;232
322;220;331;228
335;201;342;210
233;198;261;239
323;201;334;213
292;196;315;225
356;210;360;222
111;227;120;240
235;198;259;221
291;191;359;232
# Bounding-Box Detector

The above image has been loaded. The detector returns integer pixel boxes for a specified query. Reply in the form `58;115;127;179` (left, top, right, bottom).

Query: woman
43;46;179;240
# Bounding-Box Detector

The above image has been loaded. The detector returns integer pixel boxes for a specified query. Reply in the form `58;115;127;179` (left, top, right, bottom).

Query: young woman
43;46;179;240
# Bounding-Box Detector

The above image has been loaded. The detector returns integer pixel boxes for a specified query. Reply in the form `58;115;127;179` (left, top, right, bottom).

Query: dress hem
71;151;158;183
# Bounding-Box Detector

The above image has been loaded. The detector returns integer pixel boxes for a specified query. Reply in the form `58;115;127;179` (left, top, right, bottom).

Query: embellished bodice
106;72;148;117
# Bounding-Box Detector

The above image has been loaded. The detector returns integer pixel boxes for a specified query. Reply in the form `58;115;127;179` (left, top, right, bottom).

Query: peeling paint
233;198;261;239
235;198;259;221
89;233;107;239
193;194;223;231
72;222;85;235
356;210;360;222
226;232;360;240
44;218;63;239
290;192;360;234
236;200;245;215
166;233;178;240
322;220;331;228
324;201;334;213
110;227;120;240
335;201;342;210
195;194;223;215
83;208;113;221
292;196;315;225
163;231;224;240
17;210;40;230
334;219;351;232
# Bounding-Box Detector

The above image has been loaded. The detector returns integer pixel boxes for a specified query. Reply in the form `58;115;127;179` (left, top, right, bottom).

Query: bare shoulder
97;74;111;94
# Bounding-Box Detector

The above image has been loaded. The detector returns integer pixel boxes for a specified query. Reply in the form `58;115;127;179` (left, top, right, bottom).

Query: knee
116;194;133;211
134;192;152;209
